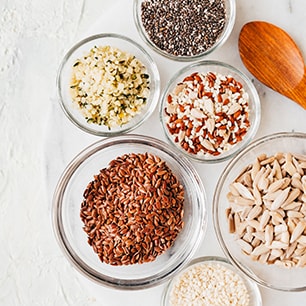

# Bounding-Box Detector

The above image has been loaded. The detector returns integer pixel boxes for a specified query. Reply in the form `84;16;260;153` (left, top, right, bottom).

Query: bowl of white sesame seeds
160;60;261;163
134;0;236;61
57;33;160;136
162;256;262;306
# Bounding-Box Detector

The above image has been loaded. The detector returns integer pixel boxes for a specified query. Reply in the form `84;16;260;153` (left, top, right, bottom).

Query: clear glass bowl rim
213;131;306;292
52;134;207;290
133;0;236;61
56;32;161;137
159;59;261;163
161;255;262;305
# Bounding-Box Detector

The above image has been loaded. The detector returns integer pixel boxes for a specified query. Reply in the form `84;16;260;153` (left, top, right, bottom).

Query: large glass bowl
160;60;261;163
213;132;306;291
52;134;207;290
134;0;236;61
57;33;160;136
162;256;262;306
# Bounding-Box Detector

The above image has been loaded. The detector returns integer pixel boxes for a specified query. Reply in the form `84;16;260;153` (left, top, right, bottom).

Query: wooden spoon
239;21;306;109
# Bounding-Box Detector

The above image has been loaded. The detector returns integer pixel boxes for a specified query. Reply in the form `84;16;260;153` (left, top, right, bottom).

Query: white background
2;0;306;305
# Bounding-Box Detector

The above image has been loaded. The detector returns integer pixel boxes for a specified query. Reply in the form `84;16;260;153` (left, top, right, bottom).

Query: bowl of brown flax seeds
52;134;207;289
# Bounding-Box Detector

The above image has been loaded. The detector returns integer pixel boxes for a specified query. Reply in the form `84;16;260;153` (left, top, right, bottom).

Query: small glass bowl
52;134;207;290
160;60;261;163
213;132;306;291
57;33;160;136
162;256;262;306
133;0;236;61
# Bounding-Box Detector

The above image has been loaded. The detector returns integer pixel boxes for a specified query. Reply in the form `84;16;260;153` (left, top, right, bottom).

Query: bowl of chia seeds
57;33;160;136
160;60;261;163
134;0;236;61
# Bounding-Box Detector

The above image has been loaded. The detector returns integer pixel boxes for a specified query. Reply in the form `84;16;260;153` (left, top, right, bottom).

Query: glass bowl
162;256;262;306
213;132;306;291
160;60;261;163
57;33;160;136
133;0;236;61
52;134;207;290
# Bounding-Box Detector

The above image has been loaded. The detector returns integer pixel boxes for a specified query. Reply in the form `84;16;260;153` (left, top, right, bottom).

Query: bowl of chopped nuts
133;0;236;61
160;60;261;163
213;132;306;291
162;256;262;306
52;134;207;289
57;33;160;136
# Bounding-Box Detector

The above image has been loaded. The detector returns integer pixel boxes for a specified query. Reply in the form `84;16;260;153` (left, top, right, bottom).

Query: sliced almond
237;238;253;254
247;205;262;220
290;221;306;243
259;210;270;231
297;235;306;245
293;246;306;257
297;253;306;267
270;248;283;258
258;252;270;264
252;231;265;241
282;201;302;211
269;241;288;249
173;84;186;95
233;196;255;206
190;108;205;119
292;173;303;190
281;188;301;208
274;224;288;235
243;231;254;243
283;153;297;176
280;231;290;245
227;102;241;115
205;118;215;134
239;206;252;220
264;224;274;246
251;158;261;181
251;237;261;248
270;187;290;210
227;210;235;233
270;211;284;226
233;182;254;200
203;98;214;114
253;185;262;205
267;178;288;193
287;211;304;219
271;159;282;180
263;189;282;201
236;220;248;237
202;139;215;151
251;244;269;256
166;103;177;114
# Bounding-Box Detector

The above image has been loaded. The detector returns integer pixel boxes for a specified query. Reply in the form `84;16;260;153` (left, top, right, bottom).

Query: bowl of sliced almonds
160;60;261;163
213;132;306;291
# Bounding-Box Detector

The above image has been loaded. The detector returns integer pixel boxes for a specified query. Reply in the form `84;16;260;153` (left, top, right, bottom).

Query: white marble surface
2;0;306;305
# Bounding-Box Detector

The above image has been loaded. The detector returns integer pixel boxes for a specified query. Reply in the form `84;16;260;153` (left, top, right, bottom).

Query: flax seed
80;152;184;266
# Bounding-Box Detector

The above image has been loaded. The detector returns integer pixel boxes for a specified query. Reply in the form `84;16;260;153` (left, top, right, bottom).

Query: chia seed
140;0;226;57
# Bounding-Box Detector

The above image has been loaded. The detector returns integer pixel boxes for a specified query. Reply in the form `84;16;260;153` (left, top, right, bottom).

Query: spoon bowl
239;21;306;109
